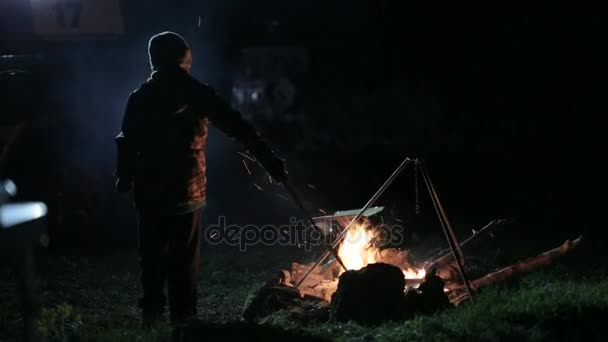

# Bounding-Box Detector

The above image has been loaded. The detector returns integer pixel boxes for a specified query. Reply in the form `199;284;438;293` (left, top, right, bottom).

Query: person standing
114;31;287;326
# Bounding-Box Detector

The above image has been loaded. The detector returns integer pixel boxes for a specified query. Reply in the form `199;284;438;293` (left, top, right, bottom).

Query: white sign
30;0;124;38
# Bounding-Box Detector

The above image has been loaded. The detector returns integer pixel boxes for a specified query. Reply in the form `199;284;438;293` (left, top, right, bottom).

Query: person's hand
256;149;288;182
264;155;288;183
115;178;132;193
250;142;288;183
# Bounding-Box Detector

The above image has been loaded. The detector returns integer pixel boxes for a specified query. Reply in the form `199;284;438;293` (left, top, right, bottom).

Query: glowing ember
337;221;426;281
403;268;426;279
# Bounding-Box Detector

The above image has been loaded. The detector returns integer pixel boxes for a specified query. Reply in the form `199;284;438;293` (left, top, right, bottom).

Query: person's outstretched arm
191;82;288;182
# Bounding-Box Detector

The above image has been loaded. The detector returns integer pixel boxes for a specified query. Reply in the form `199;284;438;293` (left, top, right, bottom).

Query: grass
1;247;607;341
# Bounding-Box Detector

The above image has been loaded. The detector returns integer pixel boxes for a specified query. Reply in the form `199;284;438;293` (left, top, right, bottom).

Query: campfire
243;215;582;324
286;219;427;303
337;222;426;281
242;158;583;324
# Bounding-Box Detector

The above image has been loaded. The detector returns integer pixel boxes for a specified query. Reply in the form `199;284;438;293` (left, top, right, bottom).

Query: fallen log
447;236;583;294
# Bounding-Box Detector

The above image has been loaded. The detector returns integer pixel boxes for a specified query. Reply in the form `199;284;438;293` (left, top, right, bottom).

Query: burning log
331;263;408;324
287;262;341;302
290;262;339;285
404;272;452;316
376;248;410;269
306;280;339;303
331;263;453;325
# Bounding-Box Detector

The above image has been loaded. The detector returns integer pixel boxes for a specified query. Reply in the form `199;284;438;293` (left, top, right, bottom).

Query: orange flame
337;223;380;270
337;221;426;281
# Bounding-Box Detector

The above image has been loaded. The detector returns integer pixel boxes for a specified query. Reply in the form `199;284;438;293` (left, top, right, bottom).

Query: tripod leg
293;157;414;288
418;160;474;301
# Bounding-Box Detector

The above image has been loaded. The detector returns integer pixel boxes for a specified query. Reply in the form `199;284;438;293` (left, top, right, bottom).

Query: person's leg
137;210;170;323
167;209;203;324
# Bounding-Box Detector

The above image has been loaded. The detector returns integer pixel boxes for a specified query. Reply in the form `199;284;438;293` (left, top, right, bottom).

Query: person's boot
171;324;186;342
139;298;166;329
170;315;198;342
142;309;165;330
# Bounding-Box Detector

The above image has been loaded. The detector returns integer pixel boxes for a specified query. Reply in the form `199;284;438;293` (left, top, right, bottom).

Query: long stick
418;160;474;301
282;182;348;271
294;157;414;288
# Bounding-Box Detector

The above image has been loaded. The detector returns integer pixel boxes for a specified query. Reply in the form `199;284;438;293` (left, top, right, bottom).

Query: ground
1;245;607;341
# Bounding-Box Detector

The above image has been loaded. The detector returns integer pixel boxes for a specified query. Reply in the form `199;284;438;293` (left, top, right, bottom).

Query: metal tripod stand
293;157;474;302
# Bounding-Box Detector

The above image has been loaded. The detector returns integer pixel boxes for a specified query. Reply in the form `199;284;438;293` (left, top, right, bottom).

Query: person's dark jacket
115;67;284;213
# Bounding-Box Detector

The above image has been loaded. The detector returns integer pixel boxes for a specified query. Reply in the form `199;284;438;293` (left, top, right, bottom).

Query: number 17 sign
30;0;124;38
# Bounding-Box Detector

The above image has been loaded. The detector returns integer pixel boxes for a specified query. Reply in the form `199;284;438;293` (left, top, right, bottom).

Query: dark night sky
0;0;603;250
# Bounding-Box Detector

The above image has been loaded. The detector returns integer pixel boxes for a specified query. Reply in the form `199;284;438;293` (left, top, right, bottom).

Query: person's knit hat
148;31;190;71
